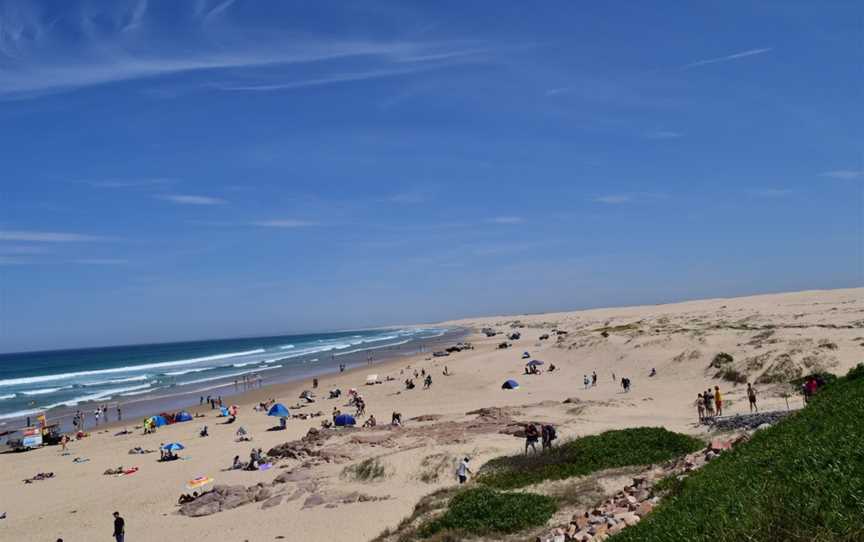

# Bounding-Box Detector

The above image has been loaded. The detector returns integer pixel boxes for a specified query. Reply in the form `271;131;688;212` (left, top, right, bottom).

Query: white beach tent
365;374;380;385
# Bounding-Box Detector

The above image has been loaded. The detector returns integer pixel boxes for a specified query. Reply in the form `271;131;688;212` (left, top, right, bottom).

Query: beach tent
220;407;230;417
334;414;356;427
522;352;531;359
502;379;520;390
366;374;379;385
526;360;544;367
152;415;168;427
267;403;290;418
175;411;193;422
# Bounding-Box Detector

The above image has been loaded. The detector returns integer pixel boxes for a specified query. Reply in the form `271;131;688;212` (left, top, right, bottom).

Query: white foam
0;394;15;401
279;344;295;350
163;367;211;376
20;387;68;396
81;375;150;386
335;339;411;357
44;383;154;408
0;349;266;387
180;365;282;386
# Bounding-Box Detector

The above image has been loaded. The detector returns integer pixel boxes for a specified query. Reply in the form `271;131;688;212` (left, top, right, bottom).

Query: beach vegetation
477;427;703;490
417;486;556;538
609;364;864;541
342;457;387;482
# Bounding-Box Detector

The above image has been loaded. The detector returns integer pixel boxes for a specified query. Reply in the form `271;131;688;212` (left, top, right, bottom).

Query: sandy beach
1;287;862;542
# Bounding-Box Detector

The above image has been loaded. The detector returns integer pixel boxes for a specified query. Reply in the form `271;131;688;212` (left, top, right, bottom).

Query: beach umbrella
162;442;185;452
186;476;214;490
502;379;520;390
527;360;545;367
334;414;356;427
267;403;290;417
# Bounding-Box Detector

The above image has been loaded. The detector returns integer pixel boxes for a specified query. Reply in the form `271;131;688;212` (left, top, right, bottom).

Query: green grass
417;487;556;538
477;427;703;490
341;457;387;482
610;364;864;542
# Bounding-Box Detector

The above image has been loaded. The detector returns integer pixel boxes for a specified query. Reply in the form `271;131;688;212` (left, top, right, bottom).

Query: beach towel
121;467;139;476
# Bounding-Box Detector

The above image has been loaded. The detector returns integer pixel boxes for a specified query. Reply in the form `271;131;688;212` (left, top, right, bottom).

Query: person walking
456;457;472;484
747;383;758;412
112;511;125;542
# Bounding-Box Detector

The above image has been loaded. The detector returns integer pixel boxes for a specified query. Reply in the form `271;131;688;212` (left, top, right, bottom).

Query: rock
624;514;641;527
608;522;625;535
181;500;221;517
636;501;654;517
221;492;252;510
260;495;284;509
302;494;325;509
273;470;311;484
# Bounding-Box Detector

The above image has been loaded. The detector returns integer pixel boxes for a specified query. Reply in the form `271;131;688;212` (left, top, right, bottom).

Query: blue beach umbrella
175;411;193;422
527;360;544;367
502;379;520;390
267;403;290;417
162;442;185;452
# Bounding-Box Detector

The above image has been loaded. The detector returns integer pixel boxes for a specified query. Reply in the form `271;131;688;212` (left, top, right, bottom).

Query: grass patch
715;367;748;384
609;364;864;542
417;453;456;484
709;352;734;369
477;427;703;490
418;487;556;538
342;457;387;482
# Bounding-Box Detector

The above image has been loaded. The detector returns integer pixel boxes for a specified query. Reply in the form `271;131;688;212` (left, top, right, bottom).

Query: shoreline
1;327;468;436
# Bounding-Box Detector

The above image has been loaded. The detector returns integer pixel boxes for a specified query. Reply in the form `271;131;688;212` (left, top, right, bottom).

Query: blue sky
0;0;861;352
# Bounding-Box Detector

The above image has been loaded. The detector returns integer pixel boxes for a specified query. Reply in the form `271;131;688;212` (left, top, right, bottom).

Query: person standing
525;423;540;455
714;386;723;417
112;511;125;542
456;457;472;484
747;383;758;412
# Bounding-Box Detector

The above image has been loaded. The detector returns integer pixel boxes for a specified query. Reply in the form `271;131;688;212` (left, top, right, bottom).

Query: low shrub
418;487;556;537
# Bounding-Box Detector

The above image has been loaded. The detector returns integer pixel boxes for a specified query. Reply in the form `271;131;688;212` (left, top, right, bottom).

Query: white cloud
0;2;484;99
158;194;226;205
252;219;318;228
487;216;525;224
646;130;684;139
820;170;863;180
0;230;107;242
593;195;633;204
74;258;128;265
683;48;772;69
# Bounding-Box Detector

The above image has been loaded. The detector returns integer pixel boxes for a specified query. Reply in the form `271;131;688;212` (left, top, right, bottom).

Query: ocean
0;327;451;427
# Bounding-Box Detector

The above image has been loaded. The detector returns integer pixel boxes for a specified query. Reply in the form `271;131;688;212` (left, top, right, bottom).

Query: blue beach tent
267;403;290;417
334;414;356;427
502;379;520;390
175;411;193;422
152;415;168;427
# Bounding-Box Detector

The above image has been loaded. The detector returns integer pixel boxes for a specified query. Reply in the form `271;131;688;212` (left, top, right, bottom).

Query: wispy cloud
87;178;176;188
593;195;633;204
748;188;793;198
0;2;482;99
487;216;525;224
545;87;573;97
820;170;863;180
73;258;129;265
682;48;772;69
157;194;226;205
387;187;436;204
0;230;107;242
646;130;684;140
252;219;318;228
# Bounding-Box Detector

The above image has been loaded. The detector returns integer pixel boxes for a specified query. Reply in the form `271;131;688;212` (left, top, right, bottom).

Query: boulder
181;500;221;517
636;501;654;517
260;495;284;509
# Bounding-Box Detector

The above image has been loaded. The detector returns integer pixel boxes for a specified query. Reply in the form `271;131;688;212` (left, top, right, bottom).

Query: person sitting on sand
649;368;657;377
391;412;402;427
424;374;432;389
548;363;556;372
200;425;209;437
363;414;377;428
524;424;540;455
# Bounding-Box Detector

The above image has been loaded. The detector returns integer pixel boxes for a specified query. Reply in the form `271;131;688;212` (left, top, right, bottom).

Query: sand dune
1;288;861;541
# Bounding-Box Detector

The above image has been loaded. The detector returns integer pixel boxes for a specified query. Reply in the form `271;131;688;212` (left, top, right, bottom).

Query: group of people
696;385;725;422
582;371;599;389
202;395;223;410
524;423;557;454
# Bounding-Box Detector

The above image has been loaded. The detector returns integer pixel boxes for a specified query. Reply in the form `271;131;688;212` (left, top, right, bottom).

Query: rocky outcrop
710;410;793;431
